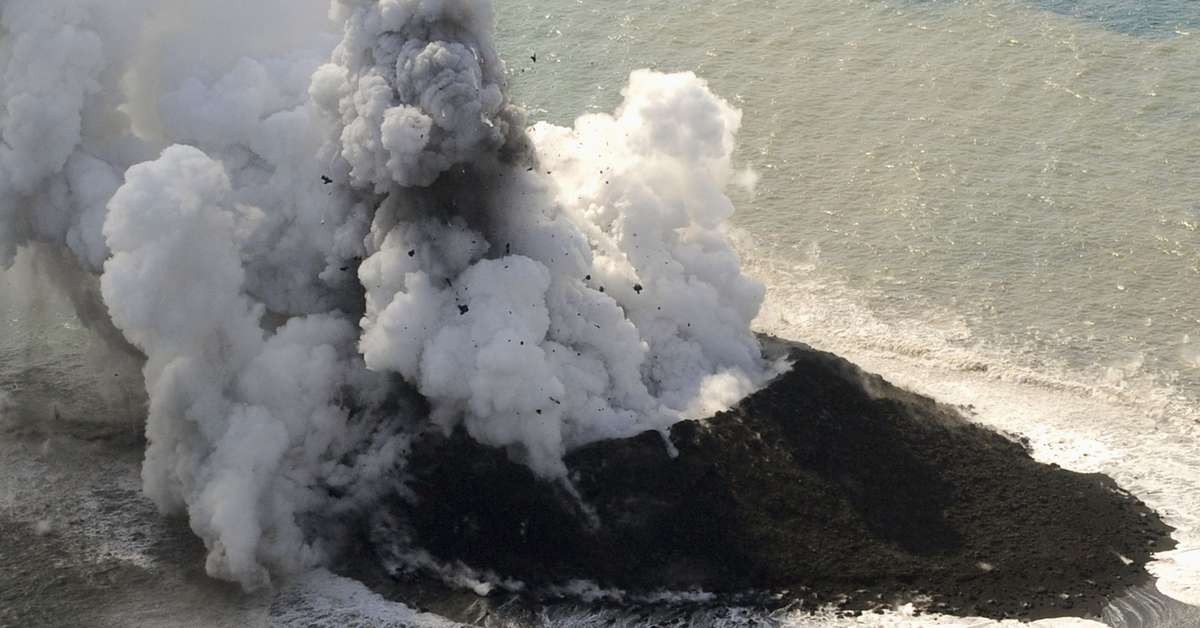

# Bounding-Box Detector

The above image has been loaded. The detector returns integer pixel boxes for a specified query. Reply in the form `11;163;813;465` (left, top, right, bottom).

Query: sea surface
2;0;1200;626
496;0;1200;614
497;0;1200;401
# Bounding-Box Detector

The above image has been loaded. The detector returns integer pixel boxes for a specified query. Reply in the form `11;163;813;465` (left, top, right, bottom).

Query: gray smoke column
313;0;530;190
0;0;150;270
101;145;396;587
0;0;771;590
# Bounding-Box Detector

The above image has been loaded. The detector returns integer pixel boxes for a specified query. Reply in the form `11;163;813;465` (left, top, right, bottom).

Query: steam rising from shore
1;0;766;588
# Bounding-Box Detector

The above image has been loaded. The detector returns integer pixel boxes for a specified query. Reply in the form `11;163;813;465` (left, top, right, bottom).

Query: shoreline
364;336;1177;622
0;337;1195;626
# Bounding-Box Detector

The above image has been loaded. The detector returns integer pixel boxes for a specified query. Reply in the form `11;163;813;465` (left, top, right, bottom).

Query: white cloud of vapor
0;0;768;589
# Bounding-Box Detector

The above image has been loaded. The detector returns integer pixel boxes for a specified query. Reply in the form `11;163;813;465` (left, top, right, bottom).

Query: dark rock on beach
370;337;1174;621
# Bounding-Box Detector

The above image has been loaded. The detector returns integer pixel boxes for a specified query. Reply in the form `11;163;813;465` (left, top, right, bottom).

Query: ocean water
492;0;1200;620
2;0;1199;626
496;0;1200;401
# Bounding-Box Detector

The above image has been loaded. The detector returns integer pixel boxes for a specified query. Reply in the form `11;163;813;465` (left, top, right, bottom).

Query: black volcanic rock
376;338;1173;621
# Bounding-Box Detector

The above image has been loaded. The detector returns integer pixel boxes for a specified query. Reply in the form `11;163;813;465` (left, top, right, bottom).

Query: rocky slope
370;337;1174;621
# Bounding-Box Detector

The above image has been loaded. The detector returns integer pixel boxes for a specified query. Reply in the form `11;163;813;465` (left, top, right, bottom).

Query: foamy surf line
3;246;1192;628
746;247;1200;615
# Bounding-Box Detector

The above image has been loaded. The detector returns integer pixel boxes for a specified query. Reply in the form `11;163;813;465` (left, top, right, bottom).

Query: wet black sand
0;337;1182;626
372;337;1175;622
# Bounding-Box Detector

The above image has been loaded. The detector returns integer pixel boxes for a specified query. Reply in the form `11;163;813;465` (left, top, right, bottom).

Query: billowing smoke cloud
102;146;402;586
354;67;768;477
0;0;150;269
313;0;529;190
1;0;768;590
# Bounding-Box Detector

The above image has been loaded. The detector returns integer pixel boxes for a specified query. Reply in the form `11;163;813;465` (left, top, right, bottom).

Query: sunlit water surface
496;0;1200;616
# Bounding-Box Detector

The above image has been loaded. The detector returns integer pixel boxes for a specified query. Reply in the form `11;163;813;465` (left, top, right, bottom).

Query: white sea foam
271;570;463;628
746;243;1200;610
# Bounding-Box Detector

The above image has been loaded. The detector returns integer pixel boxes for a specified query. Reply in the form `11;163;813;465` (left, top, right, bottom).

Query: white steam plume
313;0;528;191
102;145;408;587
1;0;768;589
0;0;151;269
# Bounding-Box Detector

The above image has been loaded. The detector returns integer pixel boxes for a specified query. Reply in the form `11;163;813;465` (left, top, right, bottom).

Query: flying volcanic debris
0;0;769;590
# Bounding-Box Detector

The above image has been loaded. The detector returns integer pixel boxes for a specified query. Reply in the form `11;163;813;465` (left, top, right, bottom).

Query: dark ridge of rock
375;338;1174;621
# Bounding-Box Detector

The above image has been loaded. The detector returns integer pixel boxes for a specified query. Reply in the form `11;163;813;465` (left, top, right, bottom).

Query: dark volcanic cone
374;337;1174;621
